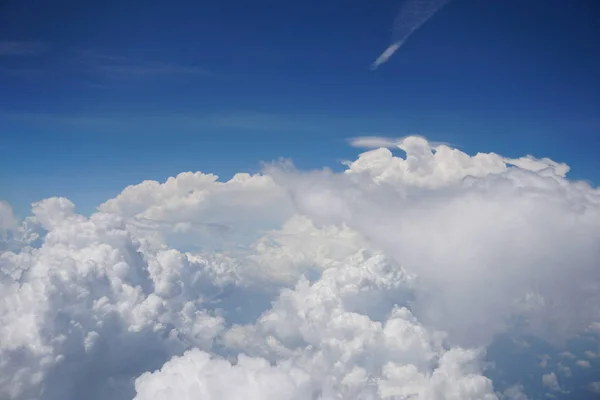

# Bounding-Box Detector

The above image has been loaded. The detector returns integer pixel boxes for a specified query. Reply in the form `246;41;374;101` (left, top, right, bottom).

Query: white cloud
78;50;210;79
266;136;600;347
1;135;599;399
348;135;450;151
559;351;576;359
584;350;599;359
501;385;529;400
504;155;570;178
348;135;403;149
0;201;18;240
542;373;562;392
576;359;591;368
98;171;295;251
220;253;497;399
371;41;402;70
538;354;551;368
133;349;313;400
556;363;572;377
0;201;32;253
589;381;600;394
343;136;509;189
0;198;227;399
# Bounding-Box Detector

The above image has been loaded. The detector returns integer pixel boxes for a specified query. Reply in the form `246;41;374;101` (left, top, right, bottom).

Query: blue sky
1;0;599;217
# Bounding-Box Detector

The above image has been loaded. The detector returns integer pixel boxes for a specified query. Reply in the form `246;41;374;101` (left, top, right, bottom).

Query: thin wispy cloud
348;135;404;149
348;135;451;149
0;46;211;83
97;63;210;78
77;49;211;79
0;41;49;56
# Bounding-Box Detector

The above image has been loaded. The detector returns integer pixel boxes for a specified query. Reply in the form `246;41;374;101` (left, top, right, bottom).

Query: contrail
371;0;455;70
370;42;403;70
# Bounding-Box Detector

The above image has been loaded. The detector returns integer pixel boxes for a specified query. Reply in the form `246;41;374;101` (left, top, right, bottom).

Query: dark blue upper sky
1;0;599;216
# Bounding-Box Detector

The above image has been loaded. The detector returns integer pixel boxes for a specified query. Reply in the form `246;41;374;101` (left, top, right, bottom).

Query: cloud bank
1;136;599;399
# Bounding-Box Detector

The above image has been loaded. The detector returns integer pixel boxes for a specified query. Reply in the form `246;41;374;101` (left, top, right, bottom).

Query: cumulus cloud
134;349;313;400
542;373;562;392
0;135;599;399
559;351;576;360
584;350;599;359
501;385;528;400
556;363;572;377
98;171;294;251
538;354;551;368
0;198;227;399
134;251;496;399
575;359;591;368
266;136;600;347
589;381;600;394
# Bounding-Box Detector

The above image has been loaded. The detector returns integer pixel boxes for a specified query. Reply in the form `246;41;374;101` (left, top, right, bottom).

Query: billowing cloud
266;136;600;347
220;252;497;399
98;171;295;251
134;349;313;400
0;135;599;399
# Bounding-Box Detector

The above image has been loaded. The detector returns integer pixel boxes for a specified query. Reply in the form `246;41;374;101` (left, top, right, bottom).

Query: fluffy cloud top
134;349;313;400
98;171;294;251
1;136;599;399
268;136;600;346
0;198;229;399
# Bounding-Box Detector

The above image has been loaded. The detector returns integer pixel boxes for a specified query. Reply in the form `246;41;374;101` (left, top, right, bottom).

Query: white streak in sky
370;42;403;70
371;0;455;70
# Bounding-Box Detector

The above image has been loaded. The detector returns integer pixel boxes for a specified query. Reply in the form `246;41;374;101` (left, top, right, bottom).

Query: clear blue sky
1;0;599;217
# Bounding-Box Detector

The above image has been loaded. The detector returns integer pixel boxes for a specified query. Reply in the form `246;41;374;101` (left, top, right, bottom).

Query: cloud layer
1;136;599;399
